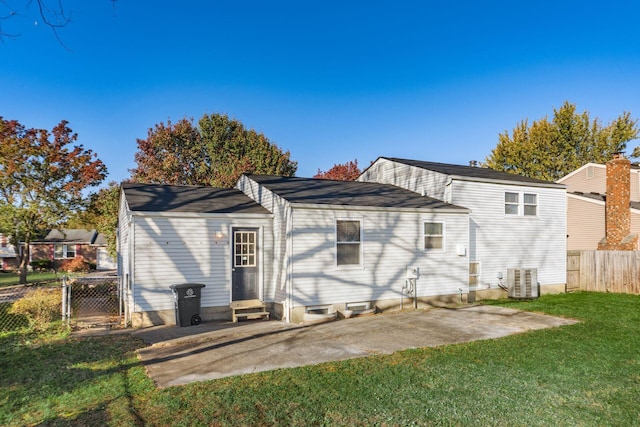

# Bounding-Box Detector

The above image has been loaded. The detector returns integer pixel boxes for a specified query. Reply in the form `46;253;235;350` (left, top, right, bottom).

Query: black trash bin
170;283;206;326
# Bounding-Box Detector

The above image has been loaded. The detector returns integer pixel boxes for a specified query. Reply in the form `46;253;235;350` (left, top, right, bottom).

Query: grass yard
1;292;639;426
0;271;61;288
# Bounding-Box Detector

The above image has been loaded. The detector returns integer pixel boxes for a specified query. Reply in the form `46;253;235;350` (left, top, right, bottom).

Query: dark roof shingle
570;191;640;211
246;175;467;210
122;183;270;214
43;229;97;243
382;157;562;186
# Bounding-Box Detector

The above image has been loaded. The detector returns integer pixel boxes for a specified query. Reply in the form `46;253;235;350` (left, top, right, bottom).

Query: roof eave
450;174;566;189
289;202;470;214
129;211;273;218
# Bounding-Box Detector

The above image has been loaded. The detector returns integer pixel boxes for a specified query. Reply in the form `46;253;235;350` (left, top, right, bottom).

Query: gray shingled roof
246;175;467;210
43;229;98;243
381;157;563;187
122;183;271;214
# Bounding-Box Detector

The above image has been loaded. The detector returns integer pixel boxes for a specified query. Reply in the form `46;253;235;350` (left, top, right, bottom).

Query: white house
358;158;567;298
118;158;567;327
118;183;274;327
119;176;470;326
236;175;470;323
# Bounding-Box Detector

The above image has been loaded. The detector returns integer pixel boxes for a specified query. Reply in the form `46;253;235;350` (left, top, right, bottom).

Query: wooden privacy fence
567;250;640;294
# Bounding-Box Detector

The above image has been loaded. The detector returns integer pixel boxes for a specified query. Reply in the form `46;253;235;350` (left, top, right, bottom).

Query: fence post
61;276;67;323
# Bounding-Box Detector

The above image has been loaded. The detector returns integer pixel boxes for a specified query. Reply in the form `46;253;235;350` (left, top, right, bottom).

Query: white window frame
469;261;481;288
335;218;363;267
233;230;257;267
423;221;445;251
504;192;520;216
504;191;538;217
523;193;538;216
54;243;76;259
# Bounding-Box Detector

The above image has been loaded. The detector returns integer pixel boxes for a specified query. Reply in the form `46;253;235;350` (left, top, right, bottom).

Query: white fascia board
289;202;470;214
557;163;603;183
129;211;274;219
451;175;567;189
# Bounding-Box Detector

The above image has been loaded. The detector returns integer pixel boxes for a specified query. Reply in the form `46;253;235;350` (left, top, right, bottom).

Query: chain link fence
62;275;122;329
0;274;121;333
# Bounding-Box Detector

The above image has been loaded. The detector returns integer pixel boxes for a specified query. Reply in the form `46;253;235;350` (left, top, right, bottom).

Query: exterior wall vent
507;268;538;299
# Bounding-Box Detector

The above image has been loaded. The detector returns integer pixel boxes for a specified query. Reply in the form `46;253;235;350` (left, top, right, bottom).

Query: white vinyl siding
451;180;566;288
360;159;567;290
129;215;272;313
358;159;451;202
288;208;469;308
237;175;289;304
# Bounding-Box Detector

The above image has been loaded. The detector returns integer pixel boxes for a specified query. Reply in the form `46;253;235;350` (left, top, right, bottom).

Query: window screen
337;220;361;266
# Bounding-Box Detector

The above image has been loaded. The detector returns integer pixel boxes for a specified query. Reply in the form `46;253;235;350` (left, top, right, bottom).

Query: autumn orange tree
314;159;361;181
0;117;106;283
131;114;297;187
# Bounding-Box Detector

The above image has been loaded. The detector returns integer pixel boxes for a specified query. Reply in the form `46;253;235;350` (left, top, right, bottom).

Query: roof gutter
129;211;274;219
288;202;470;214
449;174;567;189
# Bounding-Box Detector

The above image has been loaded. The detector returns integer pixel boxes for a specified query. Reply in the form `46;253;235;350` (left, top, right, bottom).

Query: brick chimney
598;152;638;250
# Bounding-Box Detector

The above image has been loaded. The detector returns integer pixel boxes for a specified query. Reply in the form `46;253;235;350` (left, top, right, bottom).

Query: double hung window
54;244;75;259
505;192;538;216
336;220;361;266
424;222;444;250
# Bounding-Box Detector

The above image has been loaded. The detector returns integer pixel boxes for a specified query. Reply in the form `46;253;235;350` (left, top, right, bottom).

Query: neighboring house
358;157;567;297
0;233;18;270
119;177;470;326
558;155;640;250
30;229;103;269
93;233;117;270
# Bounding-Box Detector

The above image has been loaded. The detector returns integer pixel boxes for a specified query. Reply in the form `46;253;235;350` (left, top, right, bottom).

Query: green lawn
1;292;639;426
0;271;61;288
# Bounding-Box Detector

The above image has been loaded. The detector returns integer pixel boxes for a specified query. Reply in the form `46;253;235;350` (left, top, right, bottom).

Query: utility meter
406;267;420;279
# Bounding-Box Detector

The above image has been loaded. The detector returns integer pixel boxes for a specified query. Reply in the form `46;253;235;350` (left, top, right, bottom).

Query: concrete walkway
133;305;578;388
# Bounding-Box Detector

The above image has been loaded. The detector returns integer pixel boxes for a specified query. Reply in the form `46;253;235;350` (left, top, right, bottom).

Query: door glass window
234;231;256;267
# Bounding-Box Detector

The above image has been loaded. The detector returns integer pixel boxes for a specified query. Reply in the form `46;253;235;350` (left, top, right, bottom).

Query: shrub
30;259;54;271
9;288;62;329
60;256;90;273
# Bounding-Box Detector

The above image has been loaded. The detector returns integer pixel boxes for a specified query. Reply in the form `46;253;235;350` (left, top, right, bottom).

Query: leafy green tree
131;113;297;188
0;117;107;283
485;101;639;181
70;181;121;258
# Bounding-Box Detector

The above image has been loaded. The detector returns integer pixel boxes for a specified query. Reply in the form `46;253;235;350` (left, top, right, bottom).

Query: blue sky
2;0;640;187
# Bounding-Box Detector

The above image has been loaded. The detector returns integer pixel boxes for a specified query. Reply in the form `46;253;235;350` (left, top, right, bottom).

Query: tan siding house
559;159;640;250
